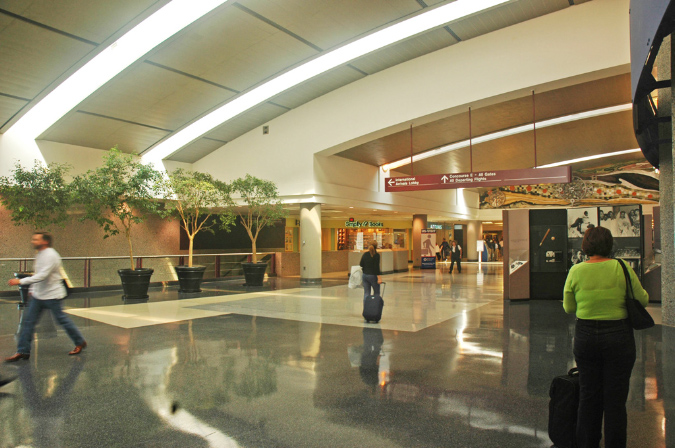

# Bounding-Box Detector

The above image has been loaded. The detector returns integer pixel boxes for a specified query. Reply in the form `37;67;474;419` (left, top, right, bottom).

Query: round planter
174;265;207;293
118;268;154;301
242;262;267;287
14;272;33;306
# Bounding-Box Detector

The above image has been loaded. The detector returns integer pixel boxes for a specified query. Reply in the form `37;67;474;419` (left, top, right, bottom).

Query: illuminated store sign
345;220;384;228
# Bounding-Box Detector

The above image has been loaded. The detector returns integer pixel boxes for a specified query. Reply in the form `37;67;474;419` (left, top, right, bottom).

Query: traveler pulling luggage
363;282;385;323
548;367;580;448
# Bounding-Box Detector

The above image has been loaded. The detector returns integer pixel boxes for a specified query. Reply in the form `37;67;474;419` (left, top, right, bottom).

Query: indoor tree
72;147;162;271
0;160;72;229
230;174;287;263
156;168;235;267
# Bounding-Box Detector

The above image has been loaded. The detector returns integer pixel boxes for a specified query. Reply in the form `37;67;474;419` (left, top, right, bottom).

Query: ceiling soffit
337;73;633;168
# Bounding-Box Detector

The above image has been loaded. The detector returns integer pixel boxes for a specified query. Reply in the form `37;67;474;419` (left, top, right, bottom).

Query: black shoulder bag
617;259;654;330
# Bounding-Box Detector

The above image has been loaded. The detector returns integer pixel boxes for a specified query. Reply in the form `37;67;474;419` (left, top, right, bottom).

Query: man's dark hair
33;231;53;247
581;226;612;257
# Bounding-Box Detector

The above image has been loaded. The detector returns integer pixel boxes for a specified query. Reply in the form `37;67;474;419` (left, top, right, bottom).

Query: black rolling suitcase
362;282;385;323
548;367;580;448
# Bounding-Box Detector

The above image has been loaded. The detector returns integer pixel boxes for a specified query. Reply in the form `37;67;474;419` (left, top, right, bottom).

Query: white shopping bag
348;266;363;289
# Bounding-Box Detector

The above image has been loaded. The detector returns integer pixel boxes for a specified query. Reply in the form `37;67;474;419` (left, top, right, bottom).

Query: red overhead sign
384;166;571;192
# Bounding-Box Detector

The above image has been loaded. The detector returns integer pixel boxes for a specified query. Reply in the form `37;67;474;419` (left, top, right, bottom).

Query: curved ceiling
0;0;598;168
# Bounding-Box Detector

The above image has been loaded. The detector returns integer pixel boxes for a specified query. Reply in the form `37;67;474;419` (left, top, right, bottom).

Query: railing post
85;259;92;288
215;256;221;278
270;253;276;275
247;254;252;263
136;257;142;269
179;256;185;266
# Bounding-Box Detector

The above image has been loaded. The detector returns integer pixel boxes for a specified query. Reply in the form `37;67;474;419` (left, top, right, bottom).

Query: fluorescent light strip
141;0;510;164
383;103;632;171
536;148;642;168
7;0;232;140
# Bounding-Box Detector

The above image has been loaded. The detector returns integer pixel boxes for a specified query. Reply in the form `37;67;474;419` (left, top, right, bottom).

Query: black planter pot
242;262;267;287
174;265;207;293
14;272;33;306
118;268;154;301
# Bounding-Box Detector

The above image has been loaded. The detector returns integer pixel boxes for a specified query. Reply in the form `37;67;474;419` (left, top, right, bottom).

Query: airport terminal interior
1;0;675;447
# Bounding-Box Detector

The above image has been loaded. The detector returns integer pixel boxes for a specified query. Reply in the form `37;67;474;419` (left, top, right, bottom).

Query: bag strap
616;258;633;300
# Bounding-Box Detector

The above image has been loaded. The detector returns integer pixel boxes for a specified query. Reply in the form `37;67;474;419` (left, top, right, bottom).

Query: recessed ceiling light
536;148;642;168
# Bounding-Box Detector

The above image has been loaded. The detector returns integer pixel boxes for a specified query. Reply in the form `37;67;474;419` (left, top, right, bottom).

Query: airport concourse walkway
0;264;669;447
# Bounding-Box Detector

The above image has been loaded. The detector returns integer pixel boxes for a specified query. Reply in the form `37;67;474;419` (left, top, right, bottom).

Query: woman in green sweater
563;226;648;448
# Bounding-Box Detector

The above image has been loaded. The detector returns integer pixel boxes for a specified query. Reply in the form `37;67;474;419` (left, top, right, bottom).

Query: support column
466;220;483;262
660;37;675;326
412;214;427;268
300;203;322;285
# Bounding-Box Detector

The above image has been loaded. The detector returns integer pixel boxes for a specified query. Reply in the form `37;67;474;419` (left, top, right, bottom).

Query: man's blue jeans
17;298;85;354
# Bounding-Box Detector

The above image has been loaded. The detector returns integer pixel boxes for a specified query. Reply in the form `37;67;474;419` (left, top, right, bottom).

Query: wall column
659;37;675;326
466;220;483;261
300;203;322;285
412;215;427;268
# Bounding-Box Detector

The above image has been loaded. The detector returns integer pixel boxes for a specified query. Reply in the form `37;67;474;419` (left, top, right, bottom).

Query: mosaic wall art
480;160;659;209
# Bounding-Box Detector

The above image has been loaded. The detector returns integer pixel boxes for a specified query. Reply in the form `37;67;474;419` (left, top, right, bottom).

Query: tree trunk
126;230;134;270
251;239;257;263
188;235;194;267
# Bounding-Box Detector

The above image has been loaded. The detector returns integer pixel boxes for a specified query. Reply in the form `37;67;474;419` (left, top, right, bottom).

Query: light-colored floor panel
65;269;503;331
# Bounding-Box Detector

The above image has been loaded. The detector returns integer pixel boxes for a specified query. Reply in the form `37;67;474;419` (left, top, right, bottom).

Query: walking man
449;240;462;274
5;232;87;363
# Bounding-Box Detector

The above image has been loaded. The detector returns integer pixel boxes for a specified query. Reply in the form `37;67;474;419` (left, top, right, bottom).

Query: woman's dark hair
368;242;377;256
581;226;613;257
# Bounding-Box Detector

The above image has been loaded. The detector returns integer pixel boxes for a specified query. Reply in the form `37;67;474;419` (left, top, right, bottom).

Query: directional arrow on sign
441;175;448;183
388;178;395;186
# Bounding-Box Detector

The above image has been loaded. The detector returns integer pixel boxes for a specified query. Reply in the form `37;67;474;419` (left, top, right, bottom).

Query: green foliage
230;174;287;263
72;147;162;269
155;169;235;266
0;160;72;229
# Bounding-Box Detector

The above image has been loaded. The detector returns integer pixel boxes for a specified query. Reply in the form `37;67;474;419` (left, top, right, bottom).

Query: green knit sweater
563;259;649;320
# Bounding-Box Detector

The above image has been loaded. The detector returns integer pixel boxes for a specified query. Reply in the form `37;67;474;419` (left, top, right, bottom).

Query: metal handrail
0;252;277;293
0;252;276;262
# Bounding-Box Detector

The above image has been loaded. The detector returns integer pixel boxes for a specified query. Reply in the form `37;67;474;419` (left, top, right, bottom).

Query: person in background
563;226;648;448
5;232;87;363
449;240;462;273
440;238;451;262
435;242;441;261
360;242;382;300
498;237;504;260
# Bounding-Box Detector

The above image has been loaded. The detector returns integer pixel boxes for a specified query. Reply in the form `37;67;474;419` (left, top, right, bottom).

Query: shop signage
345;220;384;228
384;166;571;192
421;229;436;269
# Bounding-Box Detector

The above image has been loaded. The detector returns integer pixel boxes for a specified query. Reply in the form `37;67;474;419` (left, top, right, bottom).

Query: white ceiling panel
40;111;169;153
167;138;226;164
204;102;287;143
0;94;27;128
0;14;94;99
236;0;423;51
0;0;165;43
449;0;570;41
72;63;237;132
272;65;365;109
148;5;319;93
350;27;458;76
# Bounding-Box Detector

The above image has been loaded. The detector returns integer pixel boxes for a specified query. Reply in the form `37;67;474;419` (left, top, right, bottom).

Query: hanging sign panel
385;166;571;192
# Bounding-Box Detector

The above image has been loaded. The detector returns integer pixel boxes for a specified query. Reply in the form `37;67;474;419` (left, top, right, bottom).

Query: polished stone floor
0;263;670;447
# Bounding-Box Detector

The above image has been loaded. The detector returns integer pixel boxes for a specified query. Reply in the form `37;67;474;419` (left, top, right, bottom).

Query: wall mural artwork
479;159;659;209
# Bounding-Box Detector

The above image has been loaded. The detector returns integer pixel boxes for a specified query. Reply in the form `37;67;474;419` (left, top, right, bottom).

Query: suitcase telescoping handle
379;282;386;298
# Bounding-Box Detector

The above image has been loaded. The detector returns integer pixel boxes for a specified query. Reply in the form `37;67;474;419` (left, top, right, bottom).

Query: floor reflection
0;266;669;447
